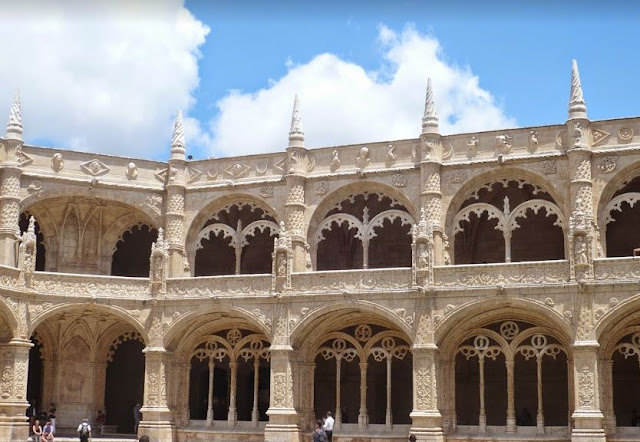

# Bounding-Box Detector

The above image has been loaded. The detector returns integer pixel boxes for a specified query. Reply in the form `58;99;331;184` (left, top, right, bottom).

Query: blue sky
1;0;639;161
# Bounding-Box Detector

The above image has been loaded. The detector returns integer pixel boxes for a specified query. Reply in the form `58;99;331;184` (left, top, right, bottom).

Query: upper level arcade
0;60;639;296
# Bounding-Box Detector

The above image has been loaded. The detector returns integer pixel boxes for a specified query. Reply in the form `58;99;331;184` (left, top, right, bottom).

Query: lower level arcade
0;302;635;441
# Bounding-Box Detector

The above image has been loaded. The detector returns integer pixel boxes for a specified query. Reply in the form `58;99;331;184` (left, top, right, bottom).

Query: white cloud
208;25;516;157
0;0;209;158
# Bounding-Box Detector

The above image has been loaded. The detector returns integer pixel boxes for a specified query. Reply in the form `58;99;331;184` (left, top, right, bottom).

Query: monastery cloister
0;61;638;441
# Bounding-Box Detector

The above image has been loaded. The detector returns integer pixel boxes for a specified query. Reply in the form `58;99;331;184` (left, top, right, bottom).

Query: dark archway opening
27;337;43;408
241;229;276;274
111;225;158;277
613;349;640;426
317;224;363;271
195;234;235;276
105;339;145;433
454;212;505;264
511;209;564;262
189;362;229;420
19;213;46;271
368;217;412;268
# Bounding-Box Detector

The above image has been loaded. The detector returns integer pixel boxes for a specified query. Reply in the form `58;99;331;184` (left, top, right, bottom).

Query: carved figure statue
356;146;370;169
574;235;588;266
529;130;539;149
330;149;341;171
443;235;452;265
386;144;397;163
574;122;584;146
467;136;479;157
51;153;64;172
126;162;139;180
418;244;429;269
277;254;287;277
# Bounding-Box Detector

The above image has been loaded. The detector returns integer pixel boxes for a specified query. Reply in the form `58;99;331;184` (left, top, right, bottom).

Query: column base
138;420;176;442
410;410;444;442
264;423;301;442
572;410;606;442
0;413;28;442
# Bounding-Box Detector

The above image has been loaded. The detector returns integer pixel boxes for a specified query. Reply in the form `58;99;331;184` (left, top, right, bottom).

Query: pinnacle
568;59;587;120
422;78;439;135
288;94;304;147
6;89;23;139
171;110;185;155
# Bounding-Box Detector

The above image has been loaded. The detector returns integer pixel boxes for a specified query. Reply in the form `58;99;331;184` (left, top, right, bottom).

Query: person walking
312;419;327;442
133;403;142;433
77;418;91;442
323;411;334;442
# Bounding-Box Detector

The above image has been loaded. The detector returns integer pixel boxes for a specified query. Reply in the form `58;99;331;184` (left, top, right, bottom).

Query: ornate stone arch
28;303;148;344
436;298;572;356
164;305;272;353
186;195;280;275
292;301;414;361
307;181;418;241
0;296;19;340
444;168;565;231
596;293;640;346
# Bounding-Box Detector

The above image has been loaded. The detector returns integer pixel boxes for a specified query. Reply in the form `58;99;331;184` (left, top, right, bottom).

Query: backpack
79;423;89;435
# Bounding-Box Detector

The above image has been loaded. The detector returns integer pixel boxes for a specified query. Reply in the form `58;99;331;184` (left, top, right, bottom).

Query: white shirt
324;416;334;431
77;422;91;433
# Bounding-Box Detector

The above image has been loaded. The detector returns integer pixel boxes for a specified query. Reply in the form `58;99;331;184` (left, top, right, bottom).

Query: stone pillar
164;111;188;277
0;339;31;442
571;342;605;442
0;93;23;268
284;95;310;272
93;361;107;415
505;359;516;432
599;358;615;434
139;347;175;442
410;345;444;442
265;345;300;442
419;79;444;264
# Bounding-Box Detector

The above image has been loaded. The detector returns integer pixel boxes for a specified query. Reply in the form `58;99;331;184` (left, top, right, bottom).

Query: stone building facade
0;61;638;441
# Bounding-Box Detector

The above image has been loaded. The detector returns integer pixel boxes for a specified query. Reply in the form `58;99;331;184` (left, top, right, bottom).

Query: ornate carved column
164;111;188;277
571;342;605;442
385;356;393;429
419;79;445;265
0;92;24;267
536;354;545;433
285;95;310;272
410;320;444;442
600;358;615;434
265;314;300;442
206;360;214;425
506;359;516;432
566;60;595;281
0;338;31;442
228;361;238;426
358;361;368;428
139;347;175;442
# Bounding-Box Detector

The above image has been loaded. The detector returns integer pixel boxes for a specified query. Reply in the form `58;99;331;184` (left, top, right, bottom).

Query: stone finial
6;90;23;139
171;110;186;157
422;78;439;135
27;216;36;236
568;59;587;120
288;94;304;148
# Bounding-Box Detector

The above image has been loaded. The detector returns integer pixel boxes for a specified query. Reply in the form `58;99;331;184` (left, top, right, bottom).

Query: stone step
28;438;137;442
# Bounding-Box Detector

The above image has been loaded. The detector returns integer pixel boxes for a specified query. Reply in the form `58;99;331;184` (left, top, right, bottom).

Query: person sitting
32;419;42;440
41;420;54;441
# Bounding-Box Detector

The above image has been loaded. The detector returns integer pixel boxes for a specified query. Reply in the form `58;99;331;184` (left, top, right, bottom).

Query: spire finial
568;59;587;120
422;78;439;135
171;110;185;158
288;94;304;147
6;90;22;140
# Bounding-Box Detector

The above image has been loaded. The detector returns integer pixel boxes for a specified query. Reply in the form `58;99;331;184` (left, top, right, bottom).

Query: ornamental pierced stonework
415;367;431;409
540;159;557;175
316;181;328;195
450;169;467;184
618;127;634;143
259;186;274;198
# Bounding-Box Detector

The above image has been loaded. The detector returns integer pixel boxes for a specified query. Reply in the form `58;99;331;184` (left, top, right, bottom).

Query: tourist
312;419;327;442
48;402;56;432
133;403;142;433
139;436;150;442
323;411;334;442
77;418;91;442
27;400;37;430
42;420;54;441
96;410;106;435
32;419;42;440
408;436;417;442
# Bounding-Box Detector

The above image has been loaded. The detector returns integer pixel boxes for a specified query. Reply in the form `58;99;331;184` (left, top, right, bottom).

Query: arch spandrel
596;293;640;349
595;160;640;220
435;298;572;356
